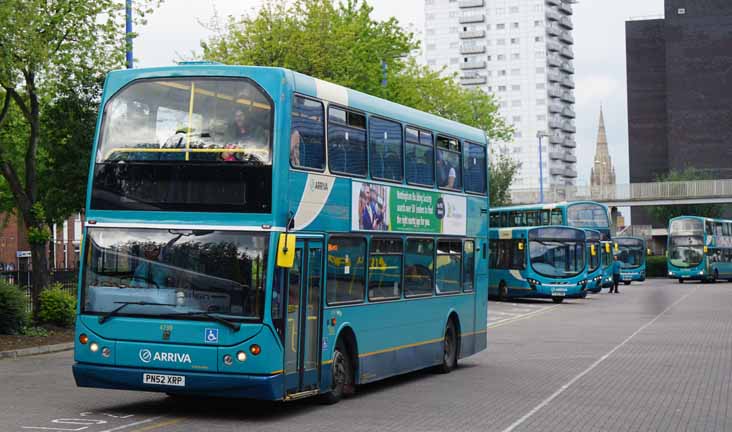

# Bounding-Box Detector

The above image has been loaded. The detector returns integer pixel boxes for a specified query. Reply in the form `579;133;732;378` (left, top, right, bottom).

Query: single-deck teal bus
668;216;732;283
488;226;588;303
600;240;614;289
614;237;646;285
584;230;603;293
490;201;611;240
73;64;489;403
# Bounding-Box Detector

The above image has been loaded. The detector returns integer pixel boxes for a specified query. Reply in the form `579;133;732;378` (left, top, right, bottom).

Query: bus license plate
551;289;566;297
622;275;632;281
143;373;185;387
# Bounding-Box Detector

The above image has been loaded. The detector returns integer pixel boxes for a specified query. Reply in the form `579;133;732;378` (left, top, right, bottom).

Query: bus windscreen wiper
160;311;241;332
99;301;176;324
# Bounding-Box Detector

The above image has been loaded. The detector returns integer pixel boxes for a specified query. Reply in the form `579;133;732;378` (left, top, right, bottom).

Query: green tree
200;0;513;141
489;148;521;207
0;0;160;317
649;168;730;223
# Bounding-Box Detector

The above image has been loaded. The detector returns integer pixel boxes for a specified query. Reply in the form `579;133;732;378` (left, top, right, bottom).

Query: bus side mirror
605;244;611;253
277;233;296;268
703;246;709;254
591;245;596;256
517;241;524;251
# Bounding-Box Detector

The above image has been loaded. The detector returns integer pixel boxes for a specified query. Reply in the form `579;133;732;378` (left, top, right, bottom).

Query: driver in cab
133;244;171;288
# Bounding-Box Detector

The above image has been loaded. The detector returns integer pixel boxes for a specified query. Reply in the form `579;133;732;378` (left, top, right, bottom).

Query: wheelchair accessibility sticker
205;328;219;344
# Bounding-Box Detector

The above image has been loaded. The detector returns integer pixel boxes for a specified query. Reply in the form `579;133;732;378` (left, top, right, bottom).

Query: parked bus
600;240;614;289
72;64;489;403
489;226;588;303
668;216;732;283
490;201;611;240
614;237;646;284
585;230;603;293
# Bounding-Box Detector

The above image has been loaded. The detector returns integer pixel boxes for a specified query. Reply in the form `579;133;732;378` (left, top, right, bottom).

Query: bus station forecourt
0;62;730;431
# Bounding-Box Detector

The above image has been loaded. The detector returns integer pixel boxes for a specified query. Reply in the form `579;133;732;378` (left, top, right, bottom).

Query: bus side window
463;240;475;292
405;128;434;186
326;237;366;304
404;238;435;297
328;107;367;176
551;209;563;225
291;96;325;170
541;210;550;225
463;141;487;194
436;240;462;294
526;211;537;227
369;117;403;182
368;238;403;301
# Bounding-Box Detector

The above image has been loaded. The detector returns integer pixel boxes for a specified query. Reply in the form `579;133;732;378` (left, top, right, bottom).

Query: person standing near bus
610;255;621;293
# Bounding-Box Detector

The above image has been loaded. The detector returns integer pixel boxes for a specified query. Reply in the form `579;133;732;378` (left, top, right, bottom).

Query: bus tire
551;296;564;303
320;339;353;405
498;281;509;302
437;319;458;373
679;279;684;284
623;281;631;286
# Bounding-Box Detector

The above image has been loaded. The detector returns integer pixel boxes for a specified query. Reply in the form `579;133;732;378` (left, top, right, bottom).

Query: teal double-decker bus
614;237;646;284
490;201;611;240
668;216;732;283
488;226;588;303
72;64;489;402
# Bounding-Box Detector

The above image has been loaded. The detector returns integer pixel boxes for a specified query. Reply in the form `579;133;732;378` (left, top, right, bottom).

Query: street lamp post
126;0;133;69
536;130;550;203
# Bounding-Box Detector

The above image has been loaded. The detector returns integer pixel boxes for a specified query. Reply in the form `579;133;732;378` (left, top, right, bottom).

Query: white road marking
500;286;698;432
98;417;163;432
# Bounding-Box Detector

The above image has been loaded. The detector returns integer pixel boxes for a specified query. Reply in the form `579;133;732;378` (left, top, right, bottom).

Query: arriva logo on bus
138;349;192;364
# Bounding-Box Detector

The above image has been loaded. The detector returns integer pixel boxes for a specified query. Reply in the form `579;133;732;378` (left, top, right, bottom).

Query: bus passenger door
284;239;323;397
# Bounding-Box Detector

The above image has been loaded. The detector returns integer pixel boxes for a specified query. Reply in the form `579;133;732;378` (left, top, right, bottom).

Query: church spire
591;106;616;187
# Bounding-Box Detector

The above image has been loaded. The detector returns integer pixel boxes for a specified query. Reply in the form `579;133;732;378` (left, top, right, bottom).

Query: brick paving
1;279;730;431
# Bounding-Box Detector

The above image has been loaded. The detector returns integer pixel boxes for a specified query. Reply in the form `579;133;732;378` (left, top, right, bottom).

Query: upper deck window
567;203;609;229
291;96;325;170
463;141;486;194
369;117;403;182
405;127;434;186
92;78;273;213
98;78;272;164
436;135;462;190
328;107;367;176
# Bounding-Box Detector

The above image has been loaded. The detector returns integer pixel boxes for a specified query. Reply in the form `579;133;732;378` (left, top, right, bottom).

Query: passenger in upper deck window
437;152;456;189
227;108;269;162
290;129;302;166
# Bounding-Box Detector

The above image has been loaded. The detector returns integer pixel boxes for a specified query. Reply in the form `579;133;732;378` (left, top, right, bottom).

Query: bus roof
669;215;732;224
490;201;608;212
101;64;488;145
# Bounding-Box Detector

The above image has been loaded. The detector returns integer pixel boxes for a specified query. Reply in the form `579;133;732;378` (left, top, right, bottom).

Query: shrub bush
646;256;668;278
38;284;76;328
0;281;29;335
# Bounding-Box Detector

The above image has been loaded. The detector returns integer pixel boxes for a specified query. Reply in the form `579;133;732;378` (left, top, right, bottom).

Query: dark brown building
626;0;732;226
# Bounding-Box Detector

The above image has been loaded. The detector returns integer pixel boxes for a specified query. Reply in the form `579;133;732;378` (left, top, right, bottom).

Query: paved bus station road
2;279;732;432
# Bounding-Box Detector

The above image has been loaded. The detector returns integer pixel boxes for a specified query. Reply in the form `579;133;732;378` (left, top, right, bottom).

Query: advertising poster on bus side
351;181;466;235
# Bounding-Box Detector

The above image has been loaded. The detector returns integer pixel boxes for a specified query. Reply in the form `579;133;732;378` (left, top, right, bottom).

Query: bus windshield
616;239;644;269
587;241;600;272
601;242;613;268
92;78;273;213
567;203;609;230
669;236;704;268
529;228;585;278
82;228;268;320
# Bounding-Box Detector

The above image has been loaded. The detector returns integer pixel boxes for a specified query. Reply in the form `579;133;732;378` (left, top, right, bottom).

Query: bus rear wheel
320;340;353;405
437;319;458;374
623;281;631;286
552;296;564;304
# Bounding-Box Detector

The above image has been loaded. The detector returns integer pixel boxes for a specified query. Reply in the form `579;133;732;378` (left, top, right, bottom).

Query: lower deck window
404;238;434;297
326;237;366;304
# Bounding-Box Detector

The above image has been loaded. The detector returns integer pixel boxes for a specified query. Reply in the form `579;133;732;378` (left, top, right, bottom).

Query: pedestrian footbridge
510;179;732;207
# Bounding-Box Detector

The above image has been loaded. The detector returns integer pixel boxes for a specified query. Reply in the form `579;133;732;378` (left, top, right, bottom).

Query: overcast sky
136;0;664;187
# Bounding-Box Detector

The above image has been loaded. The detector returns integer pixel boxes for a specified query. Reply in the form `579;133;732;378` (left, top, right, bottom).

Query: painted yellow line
359;337;444;358
488;305;560;329
270;369;284;374
131;418;182;432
